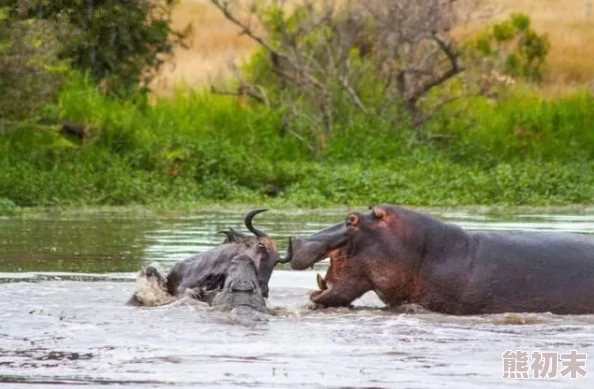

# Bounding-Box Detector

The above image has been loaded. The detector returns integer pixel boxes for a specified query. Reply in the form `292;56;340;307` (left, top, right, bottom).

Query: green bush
5;0;189;96
2;75;594;209
0;197;16;212
441;91;594;163
474;13;550;82
0;9;67;119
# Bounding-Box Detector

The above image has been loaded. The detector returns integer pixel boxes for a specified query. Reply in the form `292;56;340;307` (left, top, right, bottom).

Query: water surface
1;208;593;388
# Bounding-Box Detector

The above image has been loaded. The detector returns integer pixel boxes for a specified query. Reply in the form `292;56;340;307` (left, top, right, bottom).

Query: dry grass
498;0;594;87
151;0;594;94
151;0;257;94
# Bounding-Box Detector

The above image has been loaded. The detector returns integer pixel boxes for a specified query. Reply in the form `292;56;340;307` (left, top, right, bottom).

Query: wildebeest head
130;209;281;306
211;254;267;312
216;209;280;298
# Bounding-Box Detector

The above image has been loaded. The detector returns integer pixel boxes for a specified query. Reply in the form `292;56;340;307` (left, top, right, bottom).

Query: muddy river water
1;208;593;388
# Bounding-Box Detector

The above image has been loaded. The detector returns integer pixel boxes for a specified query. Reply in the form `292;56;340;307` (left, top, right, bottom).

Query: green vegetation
0;8;66;120
1;2;593;212
1;0;188;113
473;13;550;82
1;76;594;212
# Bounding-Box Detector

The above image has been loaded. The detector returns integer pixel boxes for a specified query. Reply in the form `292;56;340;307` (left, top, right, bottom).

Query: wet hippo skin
283;204;594;315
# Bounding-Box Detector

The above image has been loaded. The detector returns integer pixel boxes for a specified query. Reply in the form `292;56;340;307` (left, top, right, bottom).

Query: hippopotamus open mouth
280;222;365;307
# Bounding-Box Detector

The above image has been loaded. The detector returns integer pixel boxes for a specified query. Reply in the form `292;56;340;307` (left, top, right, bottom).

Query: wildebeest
128;209;283;306
209;254;270;324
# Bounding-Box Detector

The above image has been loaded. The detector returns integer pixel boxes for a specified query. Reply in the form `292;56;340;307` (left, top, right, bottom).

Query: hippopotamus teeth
317;273;327;290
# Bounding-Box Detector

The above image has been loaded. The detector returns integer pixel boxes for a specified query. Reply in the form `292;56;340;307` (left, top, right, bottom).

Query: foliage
0;197;16;213
211;0;477;153
4;0;190;96
473;13;550;82
0;7;67;119
1;75;594;209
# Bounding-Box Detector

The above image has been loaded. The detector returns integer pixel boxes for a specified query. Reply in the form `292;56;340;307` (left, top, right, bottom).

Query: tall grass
2;76;594;210
441;90;594;163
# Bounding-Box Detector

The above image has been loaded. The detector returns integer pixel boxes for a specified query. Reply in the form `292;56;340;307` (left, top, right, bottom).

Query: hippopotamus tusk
316;273;327;290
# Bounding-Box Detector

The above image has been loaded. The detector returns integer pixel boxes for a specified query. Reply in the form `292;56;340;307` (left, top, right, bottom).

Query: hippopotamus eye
346;214;359;227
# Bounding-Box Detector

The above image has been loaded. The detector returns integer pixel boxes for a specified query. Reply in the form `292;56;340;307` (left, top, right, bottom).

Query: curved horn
218;228;249;243
217;230;235;243
218;230;233;238
277;237;292;264
244;208;268;237
229;227;248;238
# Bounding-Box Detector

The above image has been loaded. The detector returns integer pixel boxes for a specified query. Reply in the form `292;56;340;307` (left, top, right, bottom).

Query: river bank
2;79;594;211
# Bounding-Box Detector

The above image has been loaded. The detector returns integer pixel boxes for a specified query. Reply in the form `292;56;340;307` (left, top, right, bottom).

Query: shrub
474;13;550;82
0;8;66;119
211;0;480;152
5;0;190;96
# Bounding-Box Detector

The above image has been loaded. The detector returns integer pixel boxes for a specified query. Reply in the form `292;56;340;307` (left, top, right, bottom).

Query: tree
5;0;190;96
209;0;486;152
0;5;66;120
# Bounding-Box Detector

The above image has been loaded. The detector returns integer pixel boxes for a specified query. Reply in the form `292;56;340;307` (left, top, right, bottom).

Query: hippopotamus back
460;231;594;314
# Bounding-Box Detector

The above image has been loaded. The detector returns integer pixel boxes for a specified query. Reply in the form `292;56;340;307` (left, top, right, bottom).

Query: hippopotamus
283;204;594;315
128;209;282;306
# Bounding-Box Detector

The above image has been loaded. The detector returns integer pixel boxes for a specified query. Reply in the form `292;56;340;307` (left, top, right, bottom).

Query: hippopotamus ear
371;207;387;219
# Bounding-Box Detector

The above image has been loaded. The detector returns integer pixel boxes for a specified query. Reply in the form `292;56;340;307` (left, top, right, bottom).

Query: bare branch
338;73;367;113
412;93;470;127
208;0;285;61
206;0;491;145
210;84;269;105
407;32;465;104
